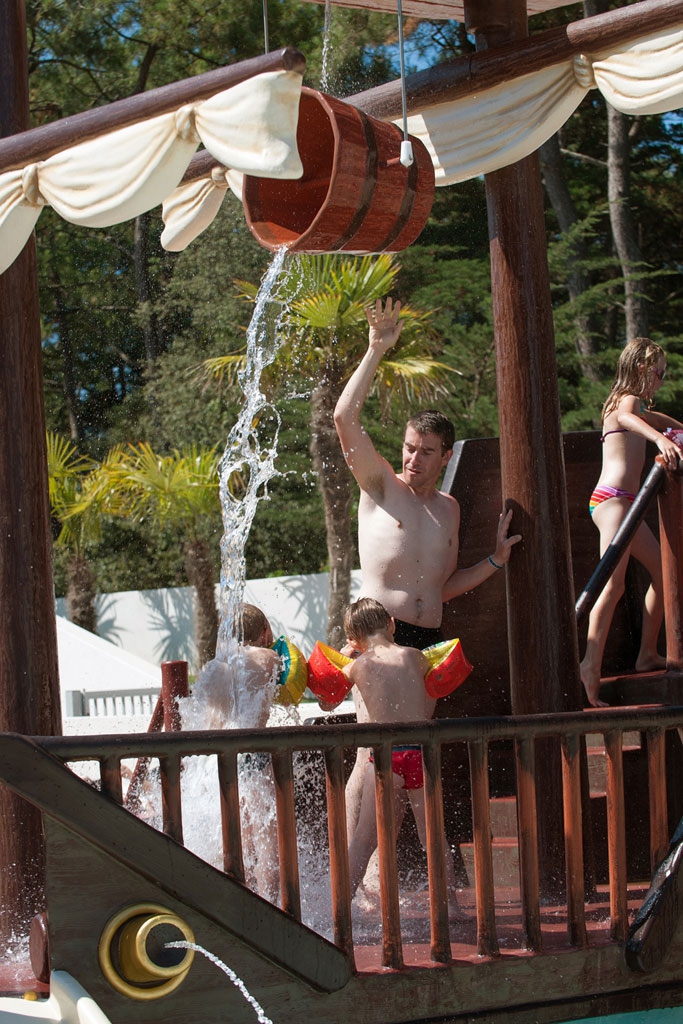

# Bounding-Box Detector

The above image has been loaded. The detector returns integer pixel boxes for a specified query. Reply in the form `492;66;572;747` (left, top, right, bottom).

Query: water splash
166;941;273;1024
320;0;333;92
216;246;288;660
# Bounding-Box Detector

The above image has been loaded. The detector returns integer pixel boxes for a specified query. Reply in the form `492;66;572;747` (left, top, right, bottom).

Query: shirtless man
334;296;520;639
334;296;521;843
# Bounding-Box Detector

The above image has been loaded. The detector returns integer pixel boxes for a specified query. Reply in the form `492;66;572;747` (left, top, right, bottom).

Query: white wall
56;569;363;667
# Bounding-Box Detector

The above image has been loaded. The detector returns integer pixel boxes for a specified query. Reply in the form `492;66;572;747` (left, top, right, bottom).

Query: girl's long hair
602;337;665;419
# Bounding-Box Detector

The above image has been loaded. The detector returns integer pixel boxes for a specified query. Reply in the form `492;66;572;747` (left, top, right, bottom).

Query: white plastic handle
400;140;414;168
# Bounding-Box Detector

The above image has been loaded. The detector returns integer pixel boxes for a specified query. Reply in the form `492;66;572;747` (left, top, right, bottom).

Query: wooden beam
346;0;683;120
297;0;579;19
0;47;305;173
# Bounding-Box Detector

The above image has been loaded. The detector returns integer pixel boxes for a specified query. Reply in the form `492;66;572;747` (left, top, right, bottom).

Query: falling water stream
164;245;336;932
166;941;274;1024
216;244;288;660
320;0;333;92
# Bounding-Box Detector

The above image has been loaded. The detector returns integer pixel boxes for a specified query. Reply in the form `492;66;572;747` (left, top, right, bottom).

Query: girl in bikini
581;337;683;707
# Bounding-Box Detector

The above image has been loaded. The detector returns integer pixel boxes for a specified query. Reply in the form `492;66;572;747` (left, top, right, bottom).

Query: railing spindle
561;734;587;947
99;755;123;805
160;753;184;843
657;463;683;670
604;730;628;940
515;736;542;951
272;750;301;920
324;746;354;959
421;739;451;963
468;739;499;956
217;750;245;882
373;743;404;969
646;727;668;871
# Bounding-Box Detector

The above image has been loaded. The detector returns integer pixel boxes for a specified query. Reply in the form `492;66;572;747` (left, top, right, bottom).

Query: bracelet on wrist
488;554;503;570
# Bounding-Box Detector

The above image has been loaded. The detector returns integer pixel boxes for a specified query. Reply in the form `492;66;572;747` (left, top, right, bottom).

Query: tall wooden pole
463;0;584;899
0;0;61;948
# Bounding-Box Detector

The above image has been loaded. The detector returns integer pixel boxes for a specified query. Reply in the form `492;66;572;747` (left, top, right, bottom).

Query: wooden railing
35;704;683;970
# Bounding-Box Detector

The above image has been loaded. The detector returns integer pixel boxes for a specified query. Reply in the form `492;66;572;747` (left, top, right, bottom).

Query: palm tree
204;254;457;647
46;433;103;632
101;442;223;669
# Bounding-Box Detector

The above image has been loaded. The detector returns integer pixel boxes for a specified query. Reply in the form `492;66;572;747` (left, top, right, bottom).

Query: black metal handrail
575;461;666;625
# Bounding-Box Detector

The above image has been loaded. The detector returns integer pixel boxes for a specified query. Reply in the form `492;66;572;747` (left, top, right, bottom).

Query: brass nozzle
99;903;195;1000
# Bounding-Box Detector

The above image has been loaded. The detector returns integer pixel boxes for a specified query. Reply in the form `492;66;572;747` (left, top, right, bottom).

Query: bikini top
600;428;628;443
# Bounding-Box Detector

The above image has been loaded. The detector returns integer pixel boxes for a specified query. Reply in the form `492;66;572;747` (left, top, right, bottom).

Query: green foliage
30;2;683;603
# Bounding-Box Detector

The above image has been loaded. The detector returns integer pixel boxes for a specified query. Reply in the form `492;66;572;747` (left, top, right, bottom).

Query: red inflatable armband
423;638;473;698
307;642;353;706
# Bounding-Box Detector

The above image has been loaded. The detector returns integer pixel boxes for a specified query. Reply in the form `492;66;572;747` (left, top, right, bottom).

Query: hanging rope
396;0;414;167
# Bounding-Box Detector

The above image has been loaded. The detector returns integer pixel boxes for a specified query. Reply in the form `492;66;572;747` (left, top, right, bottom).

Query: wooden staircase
460;731;647;889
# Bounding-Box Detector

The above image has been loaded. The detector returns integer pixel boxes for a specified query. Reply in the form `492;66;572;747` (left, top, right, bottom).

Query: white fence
56;569;363;669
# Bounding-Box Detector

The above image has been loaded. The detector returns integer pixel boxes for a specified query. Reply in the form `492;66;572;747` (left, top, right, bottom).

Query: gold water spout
99;902;195;1000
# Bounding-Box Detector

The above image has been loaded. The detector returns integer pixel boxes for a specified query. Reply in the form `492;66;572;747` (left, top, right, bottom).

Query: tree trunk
66;553;97;634
607;103;649;339
539;133;601;383
184;537;218;670
584;0;648;341
134;211;163;367
0;0;61;947
310;366;354;649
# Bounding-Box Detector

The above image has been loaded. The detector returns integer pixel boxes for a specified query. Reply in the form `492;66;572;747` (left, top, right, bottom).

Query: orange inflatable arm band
271;636;309;706
423;638;473;698
307;641;353;706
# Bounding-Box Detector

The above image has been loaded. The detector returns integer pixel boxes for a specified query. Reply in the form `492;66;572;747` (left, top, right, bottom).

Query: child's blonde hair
344;598;391;643
603;337;665;419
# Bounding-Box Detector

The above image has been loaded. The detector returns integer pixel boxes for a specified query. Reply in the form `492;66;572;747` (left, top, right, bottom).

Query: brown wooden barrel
242;87;435;254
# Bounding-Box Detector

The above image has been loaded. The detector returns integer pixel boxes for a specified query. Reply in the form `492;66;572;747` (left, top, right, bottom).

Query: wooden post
463;0;584;900
160;660;189;732
657;463;683;670
0;0;61;947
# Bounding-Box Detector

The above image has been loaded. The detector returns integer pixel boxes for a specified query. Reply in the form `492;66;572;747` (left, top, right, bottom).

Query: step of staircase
458;732;646;890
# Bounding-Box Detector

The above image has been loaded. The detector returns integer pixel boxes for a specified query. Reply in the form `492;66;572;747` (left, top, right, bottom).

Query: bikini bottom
589;485;636;517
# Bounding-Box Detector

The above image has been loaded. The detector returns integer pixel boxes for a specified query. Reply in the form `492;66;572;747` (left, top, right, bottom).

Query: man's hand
366;297;404;355
491;508;522;566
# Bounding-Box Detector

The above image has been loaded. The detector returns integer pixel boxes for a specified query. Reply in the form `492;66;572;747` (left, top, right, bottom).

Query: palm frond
194;353;247;387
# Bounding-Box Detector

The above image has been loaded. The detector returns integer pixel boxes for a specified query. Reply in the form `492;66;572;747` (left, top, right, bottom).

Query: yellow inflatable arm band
271;636;309;706
423;638;473;698
307;641;353;706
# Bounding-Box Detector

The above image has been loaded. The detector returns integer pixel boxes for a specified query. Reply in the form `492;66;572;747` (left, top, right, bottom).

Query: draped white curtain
160;24;683;249
2;26;683;271
0;69;303;275
408;27;683;186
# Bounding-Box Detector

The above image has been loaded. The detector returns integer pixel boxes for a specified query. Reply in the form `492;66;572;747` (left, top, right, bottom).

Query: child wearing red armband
340;598;462;917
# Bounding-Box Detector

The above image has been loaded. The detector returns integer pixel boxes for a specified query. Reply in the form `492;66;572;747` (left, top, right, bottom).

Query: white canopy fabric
160;24;683;249
409;26;683;185
0;69;303;275
2;25;683;270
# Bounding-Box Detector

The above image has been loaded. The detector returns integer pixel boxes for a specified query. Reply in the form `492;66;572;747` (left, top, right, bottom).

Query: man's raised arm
334;297;404;493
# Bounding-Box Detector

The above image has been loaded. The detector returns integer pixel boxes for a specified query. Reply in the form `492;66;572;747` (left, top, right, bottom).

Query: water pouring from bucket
215;245;288;661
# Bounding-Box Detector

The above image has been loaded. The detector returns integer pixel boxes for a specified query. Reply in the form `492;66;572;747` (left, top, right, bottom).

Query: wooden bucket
242;87;435;254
